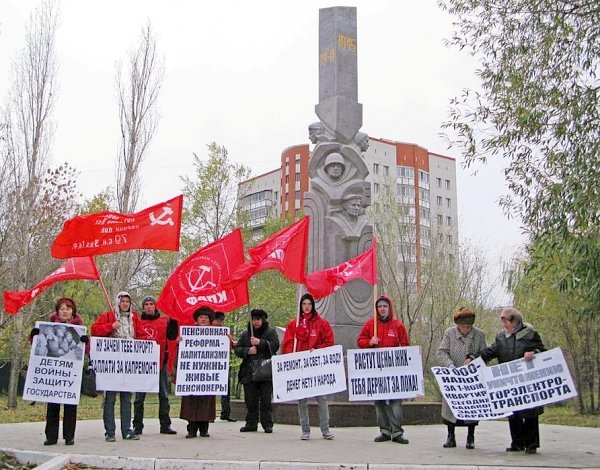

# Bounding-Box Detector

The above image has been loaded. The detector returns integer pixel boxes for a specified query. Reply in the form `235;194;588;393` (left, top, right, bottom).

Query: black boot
466;425;475;449
443;434;456;448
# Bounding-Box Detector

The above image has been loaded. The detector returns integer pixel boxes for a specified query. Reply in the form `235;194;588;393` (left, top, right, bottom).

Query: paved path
1;419;599;469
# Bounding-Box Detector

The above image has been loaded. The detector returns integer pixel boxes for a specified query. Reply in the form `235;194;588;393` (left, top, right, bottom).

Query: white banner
347;346;425;401
483;347;578;413
432;357;509;420
23;322;87;405
272;345;346;403
90;337;160;393
175;326;230;396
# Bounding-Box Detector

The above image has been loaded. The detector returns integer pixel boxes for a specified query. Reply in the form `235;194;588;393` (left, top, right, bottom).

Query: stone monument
304;6;373;351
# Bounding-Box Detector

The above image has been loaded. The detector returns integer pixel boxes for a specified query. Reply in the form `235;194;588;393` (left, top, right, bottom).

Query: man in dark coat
234;309;279;433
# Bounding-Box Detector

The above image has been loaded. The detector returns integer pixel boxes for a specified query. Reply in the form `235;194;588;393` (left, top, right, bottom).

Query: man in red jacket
282;293;335;441
133;295;178;435
91;291;140;442
357;295;410;444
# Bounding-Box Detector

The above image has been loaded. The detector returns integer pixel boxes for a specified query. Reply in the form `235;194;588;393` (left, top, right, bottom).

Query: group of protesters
29;291;546;456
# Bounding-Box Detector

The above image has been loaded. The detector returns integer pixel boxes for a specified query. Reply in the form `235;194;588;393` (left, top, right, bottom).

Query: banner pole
373;283;378;338
293;284;301;353
95;261;114;312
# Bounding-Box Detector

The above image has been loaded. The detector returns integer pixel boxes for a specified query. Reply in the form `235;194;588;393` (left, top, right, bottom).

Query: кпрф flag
221;216;309;289
3;257;100;314
51;195;183;258
304;238;377;299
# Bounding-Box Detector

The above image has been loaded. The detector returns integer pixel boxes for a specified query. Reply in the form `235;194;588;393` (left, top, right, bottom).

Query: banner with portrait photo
90;337;160;393
347;346;425;401
23;321;87;405
175;326;230;396
272;345;346;403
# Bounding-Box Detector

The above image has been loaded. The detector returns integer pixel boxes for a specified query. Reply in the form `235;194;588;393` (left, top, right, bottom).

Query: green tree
180;142;251;252
439;0;599;237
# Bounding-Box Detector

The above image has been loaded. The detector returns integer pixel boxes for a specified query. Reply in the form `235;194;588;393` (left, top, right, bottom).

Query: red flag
222;216;309;288
51;195;183;258
157;229;249;325
3;257;100;314
304;239;377;299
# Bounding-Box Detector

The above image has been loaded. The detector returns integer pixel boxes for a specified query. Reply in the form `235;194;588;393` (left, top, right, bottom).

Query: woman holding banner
282;293;335;441
437;306;487;449
30;297;88;446
479;307;546;454
235;308;279;433
180;306;217;438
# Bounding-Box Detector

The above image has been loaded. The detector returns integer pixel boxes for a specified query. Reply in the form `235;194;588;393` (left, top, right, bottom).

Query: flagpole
94;259;114;312
293;284;301;353
373;283;378;339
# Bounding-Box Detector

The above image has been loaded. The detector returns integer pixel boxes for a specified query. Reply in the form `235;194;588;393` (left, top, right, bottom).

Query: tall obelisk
304;6;373;352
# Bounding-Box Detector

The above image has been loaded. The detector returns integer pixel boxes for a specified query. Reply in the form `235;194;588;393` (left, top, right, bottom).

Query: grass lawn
0;395;598;427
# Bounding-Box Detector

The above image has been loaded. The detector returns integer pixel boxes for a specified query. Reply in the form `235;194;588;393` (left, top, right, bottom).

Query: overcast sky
0;0;525;304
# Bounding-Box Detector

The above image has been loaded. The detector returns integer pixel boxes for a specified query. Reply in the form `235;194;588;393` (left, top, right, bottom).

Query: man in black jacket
234;309;279;433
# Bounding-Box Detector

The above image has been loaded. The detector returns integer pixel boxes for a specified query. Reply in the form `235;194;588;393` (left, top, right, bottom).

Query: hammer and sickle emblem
186;265;217;292
149;206;175;226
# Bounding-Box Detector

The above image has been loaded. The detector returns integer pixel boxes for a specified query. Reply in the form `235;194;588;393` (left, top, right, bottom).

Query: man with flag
91;291;141;442
132;295;179;436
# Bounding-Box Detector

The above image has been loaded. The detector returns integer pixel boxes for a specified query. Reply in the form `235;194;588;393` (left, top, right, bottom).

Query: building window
397;184;415;197
383;165;389;176
446;216;452;226
419;171;430;184
373;163;380;174
436;177;442;188
295;190;300;199
397;166;414;179
447;234;452;244
295;172;300;180
437;196;442;206
419;188;430;202
285;175;289;183
373;182;380;194
437;214;443;225
446;197;451;208
445;179;451;190
420;207;430;219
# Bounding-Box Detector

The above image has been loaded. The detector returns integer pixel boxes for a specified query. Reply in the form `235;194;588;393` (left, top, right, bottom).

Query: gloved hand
30;327;40;337
80;335;89;344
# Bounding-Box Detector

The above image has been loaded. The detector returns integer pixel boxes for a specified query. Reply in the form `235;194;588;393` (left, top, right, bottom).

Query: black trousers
508;415;540;449
45;402;77;442
187;420;209;436
243;381;273;429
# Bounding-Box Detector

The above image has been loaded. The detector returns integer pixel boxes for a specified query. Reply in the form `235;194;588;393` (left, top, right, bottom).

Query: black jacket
234;320;279;384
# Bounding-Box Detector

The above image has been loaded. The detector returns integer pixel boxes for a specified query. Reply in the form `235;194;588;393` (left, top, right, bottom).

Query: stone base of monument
229;400;441;427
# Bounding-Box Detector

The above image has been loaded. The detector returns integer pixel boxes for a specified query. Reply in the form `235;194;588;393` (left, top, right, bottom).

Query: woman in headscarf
479;307;546;454
437;306;487;449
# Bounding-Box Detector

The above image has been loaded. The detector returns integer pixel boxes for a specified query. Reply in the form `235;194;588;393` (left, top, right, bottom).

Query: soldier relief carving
304;122;373;325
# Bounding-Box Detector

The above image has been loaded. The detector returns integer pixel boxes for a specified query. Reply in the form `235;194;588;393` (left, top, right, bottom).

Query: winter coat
136;311;178;368
281;313;334;353
357;295;410;349
479;322;546;418
234;320;279;385
437;325;487;423
91;309;140;338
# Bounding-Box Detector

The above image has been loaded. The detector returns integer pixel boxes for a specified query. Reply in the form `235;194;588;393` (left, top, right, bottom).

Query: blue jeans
375;399;404;438
298;395;330;435
133;367;172;431
103;391;133;437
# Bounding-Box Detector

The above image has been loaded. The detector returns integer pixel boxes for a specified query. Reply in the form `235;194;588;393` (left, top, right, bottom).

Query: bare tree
0;0;64;408
110;22;164;293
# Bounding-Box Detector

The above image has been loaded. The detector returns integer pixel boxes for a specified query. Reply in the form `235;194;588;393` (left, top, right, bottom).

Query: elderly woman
479;307;546;454
437;307;487;449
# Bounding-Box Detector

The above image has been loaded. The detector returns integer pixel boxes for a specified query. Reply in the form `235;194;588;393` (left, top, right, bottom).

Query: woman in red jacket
282;293;335;440
357;295;410;444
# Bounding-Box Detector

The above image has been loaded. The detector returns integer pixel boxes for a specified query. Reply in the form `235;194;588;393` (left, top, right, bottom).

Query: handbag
80;364;98;397
250;340;273;382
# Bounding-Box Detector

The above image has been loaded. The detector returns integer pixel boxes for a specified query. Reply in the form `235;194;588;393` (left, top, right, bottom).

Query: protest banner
347;346;424;401
175;326;230;396
272;345;346;403
23;322;87;405
482;347;577;413
90;337;160;393
432;357;509;420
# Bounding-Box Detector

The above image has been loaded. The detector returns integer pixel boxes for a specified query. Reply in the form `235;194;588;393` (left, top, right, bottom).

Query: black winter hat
250;308;268;319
